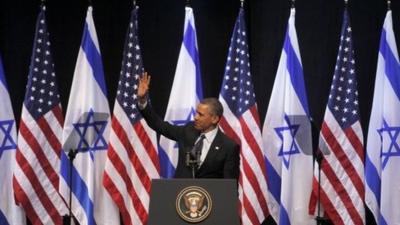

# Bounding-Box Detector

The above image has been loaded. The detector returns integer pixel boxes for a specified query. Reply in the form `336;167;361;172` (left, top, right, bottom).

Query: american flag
103;6;160;225
13;6;68;225
218;8;269;225
309;9;365;225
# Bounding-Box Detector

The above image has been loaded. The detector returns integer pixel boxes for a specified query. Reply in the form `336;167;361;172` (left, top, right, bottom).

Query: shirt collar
201;126;218;143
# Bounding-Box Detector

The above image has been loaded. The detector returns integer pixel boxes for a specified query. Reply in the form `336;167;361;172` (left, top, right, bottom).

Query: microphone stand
314;150;329;225
185;151;200;179
68;149;78;225
310;118;330;225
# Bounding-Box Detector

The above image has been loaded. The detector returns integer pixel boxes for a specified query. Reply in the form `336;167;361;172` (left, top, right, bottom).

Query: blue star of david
0;120;17;159
73;109;108;160
171;108;196;148
377;120;400;169
274;115;301;169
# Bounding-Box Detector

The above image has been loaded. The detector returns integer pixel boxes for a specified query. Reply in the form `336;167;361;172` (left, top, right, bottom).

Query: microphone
195;149;201;168
186;150;191;167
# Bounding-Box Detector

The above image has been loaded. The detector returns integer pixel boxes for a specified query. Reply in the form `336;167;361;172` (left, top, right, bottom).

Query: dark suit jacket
139;104;240;179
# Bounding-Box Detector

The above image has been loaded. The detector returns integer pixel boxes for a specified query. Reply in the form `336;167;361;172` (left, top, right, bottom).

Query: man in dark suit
137;72;240;179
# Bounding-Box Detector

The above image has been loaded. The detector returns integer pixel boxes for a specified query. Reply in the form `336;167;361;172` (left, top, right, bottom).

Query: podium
148;179;240;225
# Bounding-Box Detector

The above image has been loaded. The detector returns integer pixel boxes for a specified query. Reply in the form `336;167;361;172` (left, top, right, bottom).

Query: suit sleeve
139;103;183;141
223;142;240;179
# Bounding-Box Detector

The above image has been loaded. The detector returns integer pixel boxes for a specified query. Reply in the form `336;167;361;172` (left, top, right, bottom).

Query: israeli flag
365;10;400;225
158;6;203;178
262;8;314;225
0;56;26;225
60;7;119;225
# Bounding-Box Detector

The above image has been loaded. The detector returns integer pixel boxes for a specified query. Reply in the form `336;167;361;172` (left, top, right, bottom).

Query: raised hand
138;72;151;103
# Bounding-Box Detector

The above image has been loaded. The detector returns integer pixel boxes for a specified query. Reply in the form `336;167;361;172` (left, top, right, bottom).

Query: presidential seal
176;186;212;223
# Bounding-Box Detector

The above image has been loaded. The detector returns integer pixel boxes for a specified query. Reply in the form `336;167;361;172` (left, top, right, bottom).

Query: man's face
194;103;219;133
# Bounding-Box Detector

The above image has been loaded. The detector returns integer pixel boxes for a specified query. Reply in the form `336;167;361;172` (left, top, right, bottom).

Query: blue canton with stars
0;120;17;159
274;115;301;169
24;6;60;120
73;109;108;159
116;7;145;125
378;120;400;169
327;11;360;129
220;8;256;118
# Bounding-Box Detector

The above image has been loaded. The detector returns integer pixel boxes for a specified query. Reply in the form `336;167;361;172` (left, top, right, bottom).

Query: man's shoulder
218;129;239;147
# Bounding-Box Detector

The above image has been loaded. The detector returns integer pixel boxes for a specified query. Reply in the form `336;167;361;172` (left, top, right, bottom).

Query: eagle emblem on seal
176;186;212;223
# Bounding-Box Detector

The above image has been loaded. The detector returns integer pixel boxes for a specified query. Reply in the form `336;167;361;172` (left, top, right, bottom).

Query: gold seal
176;186;212;223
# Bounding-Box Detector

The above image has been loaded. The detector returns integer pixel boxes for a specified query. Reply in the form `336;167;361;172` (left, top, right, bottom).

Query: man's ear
212;115;220;125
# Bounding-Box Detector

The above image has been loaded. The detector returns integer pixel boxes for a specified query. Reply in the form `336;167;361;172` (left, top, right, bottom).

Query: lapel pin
215;146;220;150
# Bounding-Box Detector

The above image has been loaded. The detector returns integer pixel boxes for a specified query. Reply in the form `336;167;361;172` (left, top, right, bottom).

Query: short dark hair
200;98;223;117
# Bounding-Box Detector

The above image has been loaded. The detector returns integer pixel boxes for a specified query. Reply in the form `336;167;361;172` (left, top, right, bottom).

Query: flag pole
68;149;78;225
387;0;391;10
240;0;244;8
291;0;295;9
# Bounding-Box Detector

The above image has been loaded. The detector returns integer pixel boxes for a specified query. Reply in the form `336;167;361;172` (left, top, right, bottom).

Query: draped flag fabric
365;10;400;225
309;10;365;225
218;8;269;225
59;6;119;225
262;8;314;225
0;55;26;225
158;6;203;178
13;6;68;225
103;6;160;225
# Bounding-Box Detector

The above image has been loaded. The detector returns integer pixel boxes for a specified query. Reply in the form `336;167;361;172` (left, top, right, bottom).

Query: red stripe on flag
239;116;267;179
243;193;261;225
52;106;64;127
106;143;148;223
112;118;151;192
221;114;269;223
13;177;40;225
19;120;59;190
311;176;345;225
133;121;160;172
249;106;261;127
241;154;268;215
15;148;62;225
37;115;62;159
220;117;241;145
344;128;364;164
319;156;363;225
321;122;364;198
308;177;318;214
103;172;133;225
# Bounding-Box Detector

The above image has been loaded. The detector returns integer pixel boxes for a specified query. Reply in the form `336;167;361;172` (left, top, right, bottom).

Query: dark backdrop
1;0;396;224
